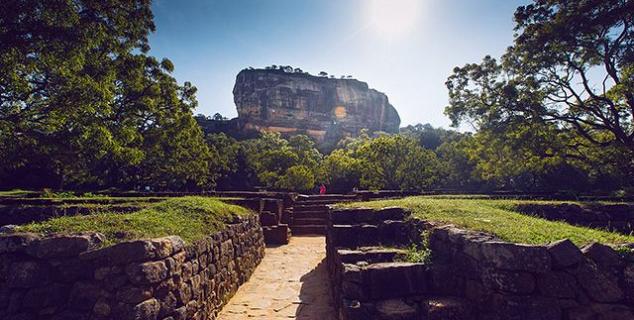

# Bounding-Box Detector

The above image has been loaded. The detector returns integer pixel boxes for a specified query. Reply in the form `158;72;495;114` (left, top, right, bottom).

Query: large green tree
445;0;634;186
0;0;212;190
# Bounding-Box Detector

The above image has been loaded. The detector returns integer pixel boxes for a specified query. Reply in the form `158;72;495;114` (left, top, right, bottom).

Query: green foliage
396;244;433;264
277;165;315;192
354;135;440;191
42;189;77;199
341;197;634;246
0;0;212;191
395;230;433;264
445;0;634;187
204;133;323;191
18;197;251;247
319;149;363;193
401;123;461;150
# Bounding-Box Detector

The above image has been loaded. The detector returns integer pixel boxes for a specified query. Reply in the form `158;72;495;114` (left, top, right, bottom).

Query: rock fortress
200;67;401;144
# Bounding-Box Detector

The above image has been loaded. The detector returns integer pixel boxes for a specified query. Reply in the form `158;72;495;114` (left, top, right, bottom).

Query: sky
149;0;531;129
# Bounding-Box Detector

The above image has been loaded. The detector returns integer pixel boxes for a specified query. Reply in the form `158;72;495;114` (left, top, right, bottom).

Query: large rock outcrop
232;69;400;143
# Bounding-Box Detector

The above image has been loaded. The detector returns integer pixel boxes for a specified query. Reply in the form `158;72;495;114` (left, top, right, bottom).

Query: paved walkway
218;236;337;319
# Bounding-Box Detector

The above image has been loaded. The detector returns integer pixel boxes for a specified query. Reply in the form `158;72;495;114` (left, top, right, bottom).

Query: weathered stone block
118;286;153;304
464;279;490;305
358;225;379;246
331;225;358;248
68;282;101;311
536;271;578;298
547;239;583;268
581;242;622;268
378;221;409;246
479;242;551;272
367;262;427;300
489;295;561;320
22;283;69;309
27;233;103;259
126;261;169;285
93;299;111;317
7;261;49;288
573;260;623;303
426;297;472;320
376;207;408;221
81;240;156;263
134;298;161;320
262;225;290;245
482;269;535;294
0;233;39;254
376;299;418;319
151;236;185;259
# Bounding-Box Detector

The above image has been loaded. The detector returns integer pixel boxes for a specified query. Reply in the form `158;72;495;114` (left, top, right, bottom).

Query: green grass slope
340;197;634;246
18;196;252;246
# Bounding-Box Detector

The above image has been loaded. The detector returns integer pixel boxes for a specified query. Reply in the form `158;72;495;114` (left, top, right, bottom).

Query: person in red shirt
319;184;326;195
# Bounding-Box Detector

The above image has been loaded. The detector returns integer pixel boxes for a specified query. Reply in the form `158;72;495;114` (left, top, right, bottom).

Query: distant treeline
199;123;633;195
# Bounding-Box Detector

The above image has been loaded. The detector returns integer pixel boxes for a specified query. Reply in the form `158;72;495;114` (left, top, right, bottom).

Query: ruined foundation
0;215;264;320
326;207;634;319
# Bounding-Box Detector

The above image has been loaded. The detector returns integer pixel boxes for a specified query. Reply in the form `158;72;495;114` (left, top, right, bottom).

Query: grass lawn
0;189;39;198
17;196;252;247
339;196;634;246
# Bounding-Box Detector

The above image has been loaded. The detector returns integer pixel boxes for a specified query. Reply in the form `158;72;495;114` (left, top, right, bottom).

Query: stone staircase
290;194;358;235
326;207;473;319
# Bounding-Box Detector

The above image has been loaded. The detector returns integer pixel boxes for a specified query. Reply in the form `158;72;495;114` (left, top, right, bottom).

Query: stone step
292;217;326;226
259;211;279;226
290;225;326;235
262;225;290;245
293;204;329;211
372;297;471;320
295;199;354;205
298;194;358;201
292;211;328;219
336;247;408;264
426;297;472;319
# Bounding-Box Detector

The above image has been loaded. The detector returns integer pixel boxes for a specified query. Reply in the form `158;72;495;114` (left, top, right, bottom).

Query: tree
288;135;322;171
319;71;328;77
212;113;227;121
206;133;240;189
278;165;315;192
401;123;461;150
352;135;440;191
237;133;323;191
319;149;362;193
446;0;634;155
0;0;212;190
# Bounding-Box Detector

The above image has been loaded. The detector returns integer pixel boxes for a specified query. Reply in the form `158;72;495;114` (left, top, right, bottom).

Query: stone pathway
218;236;337;319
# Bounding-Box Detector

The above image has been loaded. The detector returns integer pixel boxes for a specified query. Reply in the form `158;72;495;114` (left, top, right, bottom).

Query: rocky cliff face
233;69;400;143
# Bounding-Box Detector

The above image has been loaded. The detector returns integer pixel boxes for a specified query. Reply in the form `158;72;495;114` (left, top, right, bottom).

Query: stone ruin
0;215;264;320
326;206;634;319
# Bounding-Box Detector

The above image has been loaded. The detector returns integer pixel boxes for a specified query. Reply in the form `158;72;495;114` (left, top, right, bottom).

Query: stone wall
326;206;634;320
0;215;264;320
429;225;634;319
258;198;291;244
514;203;634;234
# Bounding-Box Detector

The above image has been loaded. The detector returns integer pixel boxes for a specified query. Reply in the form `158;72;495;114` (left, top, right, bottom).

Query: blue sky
149;0;531;128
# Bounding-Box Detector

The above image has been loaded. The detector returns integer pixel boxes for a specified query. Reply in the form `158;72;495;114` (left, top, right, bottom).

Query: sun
366;0;422;38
